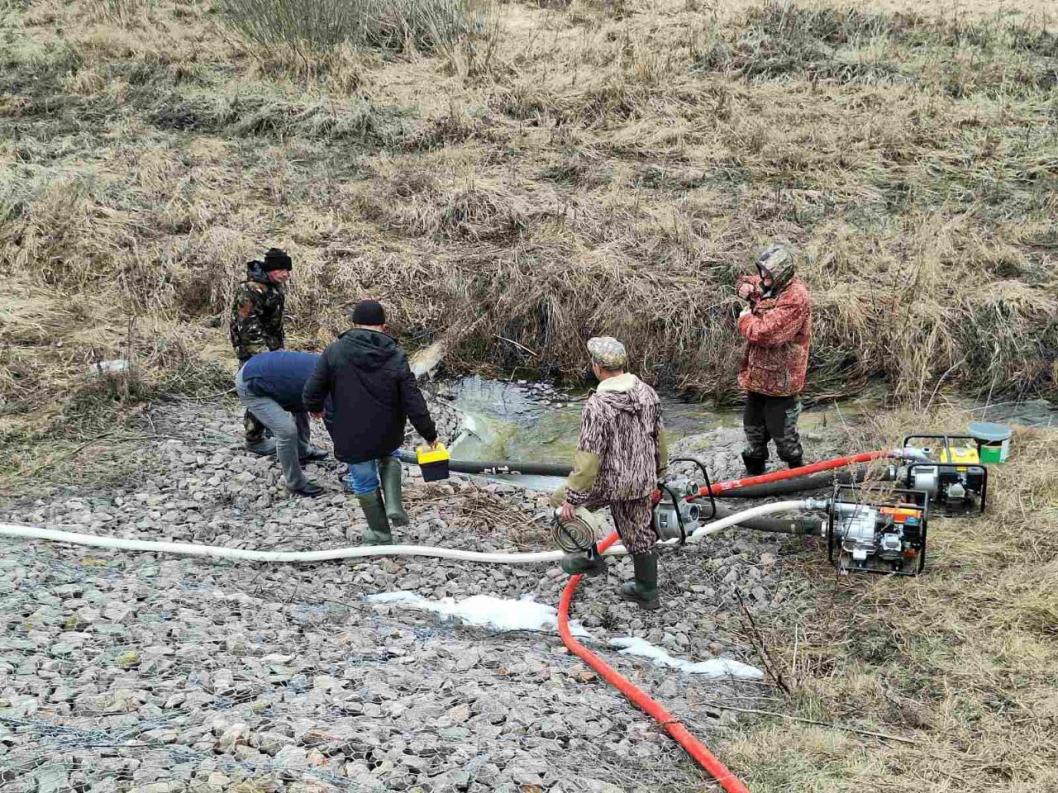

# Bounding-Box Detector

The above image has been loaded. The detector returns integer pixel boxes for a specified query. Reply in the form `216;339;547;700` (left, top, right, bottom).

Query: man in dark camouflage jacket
229;248;292;454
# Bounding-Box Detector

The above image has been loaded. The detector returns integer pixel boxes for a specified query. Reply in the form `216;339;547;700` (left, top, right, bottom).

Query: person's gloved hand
651;470;669;505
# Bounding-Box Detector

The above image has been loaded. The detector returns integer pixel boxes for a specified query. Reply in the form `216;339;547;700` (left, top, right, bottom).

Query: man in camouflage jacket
552;337;668;610
229;248;292;454
735;243;812;475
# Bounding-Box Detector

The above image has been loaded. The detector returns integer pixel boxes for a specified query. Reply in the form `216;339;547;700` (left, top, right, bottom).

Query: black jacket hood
247;261;273;285
338;328;399;372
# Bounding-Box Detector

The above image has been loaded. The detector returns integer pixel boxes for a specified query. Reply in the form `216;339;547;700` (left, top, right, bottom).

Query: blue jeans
344;453;399;495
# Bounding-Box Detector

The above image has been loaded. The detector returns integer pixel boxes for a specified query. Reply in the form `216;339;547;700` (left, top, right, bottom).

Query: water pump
653;458;717;543
653;478;702;542
552;457;717;551
826;484;929;575
896;434;988;516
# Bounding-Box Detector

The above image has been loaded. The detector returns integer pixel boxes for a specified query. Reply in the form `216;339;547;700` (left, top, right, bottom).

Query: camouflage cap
755;243;796;290
587;336;627;369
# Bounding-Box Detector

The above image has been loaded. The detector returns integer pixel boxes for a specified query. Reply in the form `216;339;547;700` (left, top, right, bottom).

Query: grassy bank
718;410;1058;791
1;0;1056;474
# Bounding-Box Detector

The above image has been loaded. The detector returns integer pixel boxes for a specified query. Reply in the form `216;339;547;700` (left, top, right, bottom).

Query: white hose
0;523;567;565
683;499;826;545
0;500;822;566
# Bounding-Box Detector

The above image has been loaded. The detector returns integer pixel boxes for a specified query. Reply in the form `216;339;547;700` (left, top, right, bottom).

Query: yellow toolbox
416;443;450;482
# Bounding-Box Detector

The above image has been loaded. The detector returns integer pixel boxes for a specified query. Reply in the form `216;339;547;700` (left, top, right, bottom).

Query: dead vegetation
1;0;1056;466
1;1;1056;785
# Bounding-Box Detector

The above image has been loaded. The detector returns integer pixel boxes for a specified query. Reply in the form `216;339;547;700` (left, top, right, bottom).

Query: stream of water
445;376;1056;471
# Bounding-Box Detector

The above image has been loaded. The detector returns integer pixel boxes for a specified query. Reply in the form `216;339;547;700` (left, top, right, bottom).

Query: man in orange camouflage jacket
735;244;812;476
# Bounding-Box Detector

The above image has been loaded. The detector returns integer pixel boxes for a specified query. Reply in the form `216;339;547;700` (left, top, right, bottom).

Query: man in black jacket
303;300;438;545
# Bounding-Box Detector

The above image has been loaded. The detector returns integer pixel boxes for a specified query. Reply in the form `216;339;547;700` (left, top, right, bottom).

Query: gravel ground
0;395;848;793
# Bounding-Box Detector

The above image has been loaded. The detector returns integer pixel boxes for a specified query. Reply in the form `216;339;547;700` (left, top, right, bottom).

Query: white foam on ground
609;637;764;680
367;592;591;638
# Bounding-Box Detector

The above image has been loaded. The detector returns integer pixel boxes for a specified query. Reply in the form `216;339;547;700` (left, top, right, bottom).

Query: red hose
689;450;888;500
557;531;751;793
556;450;885;791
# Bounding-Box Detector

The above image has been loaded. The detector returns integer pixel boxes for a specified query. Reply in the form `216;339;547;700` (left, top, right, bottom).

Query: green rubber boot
356;490;392;546
620;551;660;610
379;456;408;527
560;544;608;577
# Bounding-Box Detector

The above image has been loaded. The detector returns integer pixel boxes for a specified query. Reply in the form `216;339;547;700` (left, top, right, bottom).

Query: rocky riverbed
0;395;851;793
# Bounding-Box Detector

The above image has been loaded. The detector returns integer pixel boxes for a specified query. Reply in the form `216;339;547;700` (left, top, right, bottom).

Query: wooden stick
493;334;540;357
25;432;118;476
735;589;791;696
692;697;916;745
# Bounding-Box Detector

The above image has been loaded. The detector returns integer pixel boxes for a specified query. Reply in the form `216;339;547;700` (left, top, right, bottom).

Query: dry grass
1;0;1056;474
1;1;1056;782
716;408;1058;791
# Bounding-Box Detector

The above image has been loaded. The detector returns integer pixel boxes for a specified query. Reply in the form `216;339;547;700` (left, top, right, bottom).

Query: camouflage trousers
582;496;657;555
742;392;803;463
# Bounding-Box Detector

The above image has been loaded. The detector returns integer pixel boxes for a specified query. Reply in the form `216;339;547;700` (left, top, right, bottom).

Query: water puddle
952;397;1056;429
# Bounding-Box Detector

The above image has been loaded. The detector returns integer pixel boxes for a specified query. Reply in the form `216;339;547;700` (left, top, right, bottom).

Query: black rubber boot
741;453;767;477
784;455;804;469
356;490;393;545
378;457;408;527
299;446;329;464
288;481;324;498
561;544;608;577
246;440;276;456
619;551;660;610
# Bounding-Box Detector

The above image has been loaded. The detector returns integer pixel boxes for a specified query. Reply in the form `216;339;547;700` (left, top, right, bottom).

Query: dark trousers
742;392;803;463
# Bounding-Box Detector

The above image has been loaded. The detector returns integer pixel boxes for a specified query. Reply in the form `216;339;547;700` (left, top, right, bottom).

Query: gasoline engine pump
893;434;988;516
552;457;716;553
826;484;929;575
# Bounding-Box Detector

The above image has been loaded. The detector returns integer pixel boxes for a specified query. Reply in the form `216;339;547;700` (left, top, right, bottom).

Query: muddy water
447;377;880;466
446;377;1056;472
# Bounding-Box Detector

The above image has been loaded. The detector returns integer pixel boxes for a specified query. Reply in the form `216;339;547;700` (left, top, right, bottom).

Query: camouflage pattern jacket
735;274;811;397
560;374;668;507
230;262;285;362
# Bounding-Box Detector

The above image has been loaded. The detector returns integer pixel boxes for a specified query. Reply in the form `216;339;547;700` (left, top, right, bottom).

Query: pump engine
896;434;988;516
826;484;929;575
